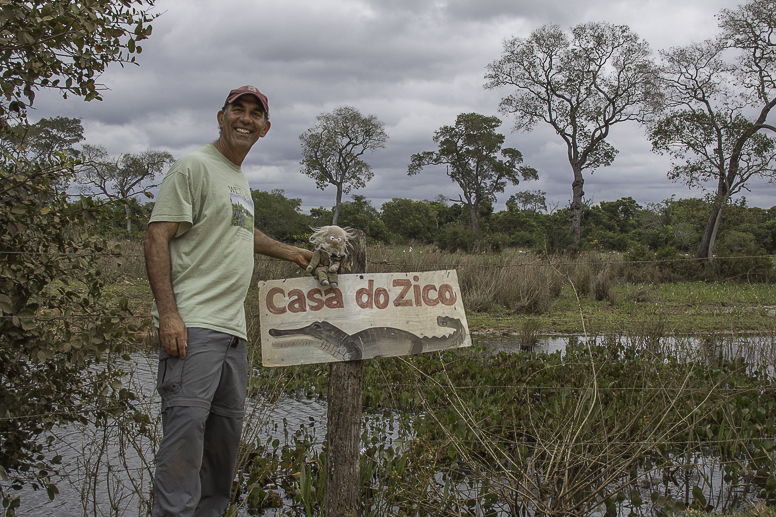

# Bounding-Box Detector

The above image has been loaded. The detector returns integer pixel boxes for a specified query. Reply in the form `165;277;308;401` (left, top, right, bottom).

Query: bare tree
485;22;660;242
299;106;388;225
78;144;174;235
409;113;537;247
650;0;776;260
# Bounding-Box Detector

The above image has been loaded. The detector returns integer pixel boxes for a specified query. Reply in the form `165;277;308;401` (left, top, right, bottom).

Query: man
144;85;312;516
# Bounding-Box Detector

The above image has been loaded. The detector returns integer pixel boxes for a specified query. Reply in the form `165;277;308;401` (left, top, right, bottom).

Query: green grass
110;277;776;337
467;281;776;335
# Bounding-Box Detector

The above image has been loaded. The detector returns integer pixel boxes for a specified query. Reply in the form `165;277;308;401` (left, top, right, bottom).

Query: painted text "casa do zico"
266;276;458;315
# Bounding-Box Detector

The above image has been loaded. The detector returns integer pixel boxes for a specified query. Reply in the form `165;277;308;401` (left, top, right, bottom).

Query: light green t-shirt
149;144;255;339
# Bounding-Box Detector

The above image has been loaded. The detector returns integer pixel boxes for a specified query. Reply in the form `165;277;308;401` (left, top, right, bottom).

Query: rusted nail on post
323;228;366;517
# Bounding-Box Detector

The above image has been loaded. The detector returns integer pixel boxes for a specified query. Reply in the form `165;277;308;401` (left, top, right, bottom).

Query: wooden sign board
258;270;471;367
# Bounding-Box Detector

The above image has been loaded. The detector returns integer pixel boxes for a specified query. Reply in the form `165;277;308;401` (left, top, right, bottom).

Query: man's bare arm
144;221;188;358
253;228;313;270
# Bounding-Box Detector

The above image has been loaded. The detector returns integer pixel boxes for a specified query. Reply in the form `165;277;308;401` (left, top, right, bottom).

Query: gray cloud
28;0;772;215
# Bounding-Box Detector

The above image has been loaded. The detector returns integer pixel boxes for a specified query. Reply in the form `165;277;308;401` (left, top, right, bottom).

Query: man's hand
254;228;314;270
298;248;314;271
145;221;187;357
159;312;188;358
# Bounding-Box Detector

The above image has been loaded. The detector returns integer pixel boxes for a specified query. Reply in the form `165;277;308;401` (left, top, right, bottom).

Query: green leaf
691;486;706;507
46;483;59;501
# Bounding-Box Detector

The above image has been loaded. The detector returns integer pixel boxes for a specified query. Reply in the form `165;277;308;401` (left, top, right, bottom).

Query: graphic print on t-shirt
230;193;254;232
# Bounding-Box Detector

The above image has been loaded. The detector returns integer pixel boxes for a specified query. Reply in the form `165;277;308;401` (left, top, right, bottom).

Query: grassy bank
468;281;776;335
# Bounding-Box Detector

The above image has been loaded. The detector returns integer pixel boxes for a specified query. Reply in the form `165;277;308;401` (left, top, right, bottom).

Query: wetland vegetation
73;239;776;517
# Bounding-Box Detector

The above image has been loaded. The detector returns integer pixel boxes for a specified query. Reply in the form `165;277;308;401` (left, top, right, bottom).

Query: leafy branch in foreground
0;0;157;119
0;153;140;511
0;0;159;512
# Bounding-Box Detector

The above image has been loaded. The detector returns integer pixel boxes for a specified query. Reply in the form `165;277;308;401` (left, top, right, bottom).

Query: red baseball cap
224;85;269;113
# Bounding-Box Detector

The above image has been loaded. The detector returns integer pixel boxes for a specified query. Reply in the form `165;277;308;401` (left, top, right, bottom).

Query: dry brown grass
367;245;566;314
112;241;644;328
97;238;147;283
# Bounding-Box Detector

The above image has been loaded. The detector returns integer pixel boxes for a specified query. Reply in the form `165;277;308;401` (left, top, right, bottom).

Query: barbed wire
355;383;776;392
1;249;775;268
0;404;770;454
366;255;776;268
0;251;124;257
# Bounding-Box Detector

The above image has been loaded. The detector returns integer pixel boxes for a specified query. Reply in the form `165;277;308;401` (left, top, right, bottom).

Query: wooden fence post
323;229;366;517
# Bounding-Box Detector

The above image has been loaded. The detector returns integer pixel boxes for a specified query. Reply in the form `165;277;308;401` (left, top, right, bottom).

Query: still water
14;352;331;517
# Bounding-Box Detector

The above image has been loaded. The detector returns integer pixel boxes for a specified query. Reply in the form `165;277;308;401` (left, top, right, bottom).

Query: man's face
217;95;271;155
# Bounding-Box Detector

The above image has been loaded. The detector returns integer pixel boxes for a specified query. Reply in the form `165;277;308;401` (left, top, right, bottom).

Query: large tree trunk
570;165;585;243
697;197;725;260
124;202;132;237
332;185;343;225
468;202;479;251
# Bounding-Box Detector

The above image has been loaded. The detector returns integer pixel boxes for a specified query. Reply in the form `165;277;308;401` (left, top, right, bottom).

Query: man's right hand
159;312;188;358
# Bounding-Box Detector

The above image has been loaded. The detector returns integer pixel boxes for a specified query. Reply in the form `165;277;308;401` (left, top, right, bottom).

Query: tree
0;116;84;163
649;0;776;260
0;0;156;120
485;22;660;242
0;116;84;191
299;106;388;224
583;197;642;251
507;190;548;213
78;144;174;236
335;194;389;243
0;1;159;509
408;113;537;246
381;198;438;244
251;188;310;243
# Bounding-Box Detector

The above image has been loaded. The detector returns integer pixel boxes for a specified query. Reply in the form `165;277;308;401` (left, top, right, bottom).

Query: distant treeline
104;190;776;260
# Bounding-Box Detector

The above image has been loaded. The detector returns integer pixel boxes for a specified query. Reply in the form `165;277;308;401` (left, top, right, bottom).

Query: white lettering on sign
257;270;471;367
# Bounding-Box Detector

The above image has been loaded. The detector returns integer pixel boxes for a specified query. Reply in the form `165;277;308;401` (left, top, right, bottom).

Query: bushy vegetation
234;190;776;264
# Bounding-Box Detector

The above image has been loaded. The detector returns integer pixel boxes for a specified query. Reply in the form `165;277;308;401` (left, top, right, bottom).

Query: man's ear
217;109;224;129
260;120;271;138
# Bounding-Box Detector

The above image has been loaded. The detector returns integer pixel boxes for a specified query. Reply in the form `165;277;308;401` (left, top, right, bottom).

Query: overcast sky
30;0;774;213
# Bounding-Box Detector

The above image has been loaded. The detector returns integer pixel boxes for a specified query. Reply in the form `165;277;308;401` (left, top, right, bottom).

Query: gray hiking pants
152;327;248;517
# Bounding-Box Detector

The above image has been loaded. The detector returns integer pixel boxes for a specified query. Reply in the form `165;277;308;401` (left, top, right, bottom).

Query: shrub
434;223;474;252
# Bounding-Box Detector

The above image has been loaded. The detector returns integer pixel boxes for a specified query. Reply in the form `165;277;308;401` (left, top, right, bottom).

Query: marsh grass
108;242;775;339
240;328;776;517
368;245;565;314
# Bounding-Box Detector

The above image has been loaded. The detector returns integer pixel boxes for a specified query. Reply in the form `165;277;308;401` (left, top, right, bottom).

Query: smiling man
144;85;312;517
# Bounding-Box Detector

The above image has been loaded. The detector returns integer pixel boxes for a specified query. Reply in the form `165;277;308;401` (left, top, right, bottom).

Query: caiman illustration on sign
268;315;466;361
